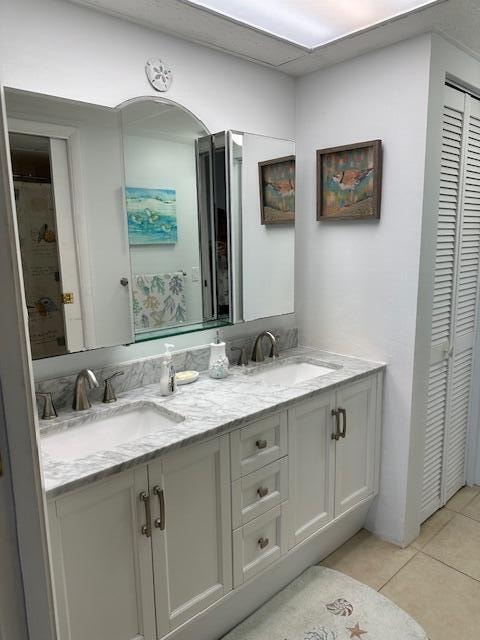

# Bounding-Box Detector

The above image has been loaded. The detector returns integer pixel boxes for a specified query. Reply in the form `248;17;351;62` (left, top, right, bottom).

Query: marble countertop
40;347;385;499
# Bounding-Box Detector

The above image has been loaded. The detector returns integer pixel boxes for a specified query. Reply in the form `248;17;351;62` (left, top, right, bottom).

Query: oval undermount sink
249;361;337;386
41;405;183;462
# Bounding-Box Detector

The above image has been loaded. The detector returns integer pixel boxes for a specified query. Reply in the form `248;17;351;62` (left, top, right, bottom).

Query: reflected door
9;132;85;358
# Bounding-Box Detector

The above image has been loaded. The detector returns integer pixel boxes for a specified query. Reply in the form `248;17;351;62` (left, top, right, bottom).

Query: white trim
0;84;57;639
49;138;85;352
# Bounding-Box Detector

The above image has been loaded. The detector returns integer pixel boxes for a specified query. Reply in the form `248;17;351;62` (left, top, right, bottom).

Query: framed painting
126;186;177;244
316;140;382;221
258;155;295;225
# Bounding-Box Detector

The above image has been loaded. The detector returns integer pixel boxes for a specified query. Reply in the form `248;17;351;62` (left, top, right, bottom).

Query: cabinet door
334;375;378;516
48;468;156;640
149;436;232;633
288;391;336;548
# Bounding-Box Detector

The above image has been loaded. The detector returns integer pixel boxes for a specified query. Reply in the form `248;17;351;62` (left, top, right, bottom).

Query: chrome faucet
73;369;99;411
251;331;279;363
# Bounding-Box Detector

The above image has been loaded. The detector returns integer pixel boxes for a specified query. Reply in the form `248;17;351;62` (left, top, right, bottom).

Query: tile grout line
416;549;480;585
377;498;479;593
410;509;456;552
377;548;420;592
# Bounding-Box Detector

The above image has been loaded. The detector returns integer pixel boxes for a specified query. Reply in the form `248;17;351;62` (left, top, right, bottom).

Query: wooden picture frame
316;140;382;221
258;155;295;225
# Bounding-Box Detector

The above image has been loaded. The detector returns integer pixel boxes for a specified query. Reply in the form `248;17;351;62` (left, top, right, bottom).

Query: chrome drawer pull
140;492;151;538
256;439;267;450
258;536;269;549
153;485;165;530
257;486;269;498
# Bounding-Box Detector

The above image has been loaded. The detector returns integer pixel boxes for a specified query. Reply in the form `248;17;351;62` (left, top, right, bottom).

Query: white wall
242;134;295;321
125;134;203;324
295;35;432;545
0;0;296;380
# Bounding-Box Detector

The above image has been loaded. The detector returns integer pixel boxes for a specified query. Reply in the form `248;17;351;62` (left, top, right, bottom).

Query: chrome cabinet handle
339;407;347;438
257;486;269;498
331;409;341;440
153;485;165;530
140;492;151;537
258;536;269;549
256;439;267;450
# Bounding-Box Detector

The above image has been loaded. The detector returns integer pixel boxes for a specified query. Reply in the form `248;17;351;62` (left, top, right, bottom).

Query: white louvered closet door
421;86;480;522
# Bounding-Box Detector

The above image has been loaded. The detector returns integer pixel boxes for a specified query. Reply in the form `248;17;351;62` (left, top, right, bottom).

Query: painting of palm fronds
317;140;382;220
126;186;177;244
258;155;295;224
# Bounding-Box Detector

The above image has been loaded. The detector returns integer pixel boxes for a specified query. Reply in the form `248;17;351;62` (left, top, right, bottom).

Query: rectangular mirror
232;132;295;321
5;88;294;360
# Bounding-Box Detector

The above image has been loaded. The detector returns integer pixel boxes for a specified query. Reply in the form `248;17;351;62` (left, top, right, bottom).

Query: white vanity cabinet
334;376;380;516
48;435;232;640
287;391;336;547
148;437;232;634
288;374;381;547
47;371;383;640
47;468;157;640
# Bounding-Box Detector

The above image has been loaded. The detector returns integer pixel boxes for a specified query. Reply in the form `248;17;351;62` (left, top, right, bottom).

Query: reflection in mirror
5;89;294;360
120;100;233;342
5;89;135;358
9;132;70;358
232;132;295;321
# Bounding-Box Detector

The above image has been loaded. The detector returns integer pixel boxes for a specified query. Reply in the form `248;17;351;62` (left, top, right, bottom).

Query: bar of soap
175;370;200;385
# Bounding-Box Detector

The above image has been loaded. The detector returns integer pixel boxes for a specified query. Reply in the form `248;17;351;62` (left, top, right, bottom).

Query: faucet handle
103;371;124;404
35;392;57;420
231;346;248;366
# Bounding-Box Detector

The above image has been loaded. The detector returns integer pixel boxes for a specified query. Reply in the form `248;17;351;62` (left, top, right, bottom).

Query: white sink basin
250;361;336;386
42;405;182;462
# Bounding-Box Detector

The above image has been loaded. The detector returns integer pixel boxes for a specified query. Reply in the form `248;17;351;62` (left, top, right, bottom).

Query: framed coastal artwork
316;140;382;220
126;186;177;244
258;155;295;225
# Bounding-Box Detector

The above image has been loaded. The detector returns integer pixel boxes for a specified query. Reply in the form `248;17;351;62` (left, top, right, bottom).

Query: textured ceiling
66;0;480;75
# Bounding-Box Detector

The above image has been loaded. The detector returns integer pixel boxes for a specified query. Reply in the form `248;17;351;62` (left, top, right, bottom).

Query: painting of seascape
126;186;177;244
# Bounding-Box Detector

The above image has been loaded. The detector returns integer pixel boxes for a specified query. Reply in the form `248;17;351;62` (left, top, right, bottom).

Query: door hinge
61;292;74;304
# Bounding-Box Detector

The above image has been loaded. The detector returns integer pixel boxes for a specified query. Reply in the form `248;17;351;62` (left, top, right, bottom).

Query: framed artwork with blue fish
258;155;295;225
316;140;382;220
126;186;177;244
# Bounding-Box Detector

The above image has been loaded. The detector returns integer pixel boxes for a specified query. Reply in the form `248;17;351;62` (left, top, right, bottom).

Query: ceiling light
183;0;442;49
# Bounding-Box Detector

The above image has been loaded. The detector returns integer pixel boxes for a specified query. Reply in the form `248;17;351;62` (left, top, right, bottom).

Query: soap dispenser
160;343;177;396
208;331;229;379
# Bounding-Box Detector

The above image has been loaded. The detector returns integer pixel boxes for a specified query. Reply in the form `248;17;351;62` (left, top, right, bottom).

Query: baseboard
165;499;373;640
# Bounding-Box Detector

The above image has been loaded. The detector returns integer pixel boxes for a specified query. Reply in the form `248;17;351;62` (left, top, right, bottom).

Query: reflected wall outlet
192;267;200;282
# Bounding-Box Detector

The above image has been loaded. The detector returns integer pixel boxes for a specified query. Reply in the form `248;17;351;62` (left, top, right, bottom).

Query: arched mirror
119;98;233;342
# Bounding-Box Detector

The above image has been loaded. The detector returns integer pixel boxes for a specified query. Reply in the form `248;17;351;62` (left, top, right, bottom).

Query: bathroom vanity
41;348;384;640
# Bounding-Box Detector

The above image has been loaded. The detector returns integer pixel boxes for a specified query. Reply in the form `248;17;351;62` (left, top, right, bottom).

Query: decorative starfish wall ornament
346;622;367;638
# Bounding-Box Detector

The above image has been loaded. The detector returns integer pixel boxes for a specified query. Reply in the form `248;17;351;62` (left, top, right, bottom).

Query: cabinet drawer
232;458;288;529
231;412;287;479
233;503;288;587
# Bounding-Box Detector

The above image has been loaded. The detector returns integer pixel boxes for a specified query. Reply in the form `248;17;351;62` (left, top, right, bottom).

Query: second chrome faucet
72;369;99;411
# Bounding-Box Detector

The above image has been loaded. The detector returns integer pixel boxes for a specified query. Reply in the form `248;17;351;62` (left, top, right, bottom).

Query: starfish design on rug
346;622;367;638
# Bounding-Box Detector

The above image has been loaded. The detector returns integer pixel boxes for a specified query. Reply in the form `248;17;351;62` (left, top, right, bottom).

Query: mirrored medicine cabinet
5;88;295;360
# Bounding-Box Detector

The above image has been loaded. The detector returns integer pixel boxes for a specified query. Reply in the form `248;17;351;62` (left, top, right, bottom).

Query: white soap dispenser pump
160;343;176;396
208;331;229;379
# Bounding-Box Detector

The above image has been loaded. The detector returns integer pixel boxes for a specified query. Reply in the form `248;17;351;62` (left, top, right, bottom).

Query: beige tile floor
321;485;480;640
